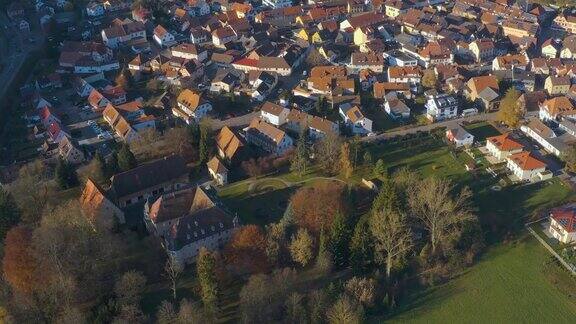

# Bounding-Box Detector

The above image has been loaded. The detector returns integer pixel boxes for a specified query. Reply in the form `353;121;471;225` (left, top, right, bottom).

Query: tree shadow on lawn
226;186;298;225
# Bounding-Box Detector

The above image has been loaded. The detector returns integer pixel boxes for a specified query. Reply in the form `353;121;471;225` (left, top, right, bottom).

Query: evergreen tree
349;217;374;274
290;130;310;177
117;144;137;172
187;122;200;146
92;152;108;183
199;120;211;163
55;159;79;189
371;178;400;214
328;212;351;270
0;188;20;240
363;151;373;166
197;248;219;315
107;152;120;176
373;159;386;178
315;228;333;274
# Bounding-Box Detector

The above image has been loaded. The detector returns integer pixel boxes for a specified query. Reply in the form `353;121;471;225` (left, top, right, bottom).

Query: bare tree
316;131;341;175
165;258;183;301
370;209;412;279
408;177;474;254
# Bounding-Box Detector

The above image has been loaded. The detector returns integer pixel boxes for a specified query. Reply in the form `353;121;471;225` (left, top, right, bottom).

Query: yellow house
311;31;324;44
353;27;371;46
296;28;311;42
545;76;571;96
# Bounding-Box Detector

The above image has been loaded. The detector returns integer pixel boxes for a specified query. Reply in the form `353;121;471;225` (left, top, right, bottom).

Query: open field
387;235;576;323
464;121;501;142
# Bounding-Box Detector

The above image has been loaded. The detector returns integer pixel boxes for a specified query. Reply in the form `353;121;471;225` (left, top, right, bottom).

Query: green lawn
464;122;501;142
387;236;576;323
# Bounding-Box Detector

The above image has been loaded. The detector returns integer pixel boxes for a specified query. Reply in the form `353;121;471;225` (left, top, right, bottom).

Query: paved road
361;112;499;143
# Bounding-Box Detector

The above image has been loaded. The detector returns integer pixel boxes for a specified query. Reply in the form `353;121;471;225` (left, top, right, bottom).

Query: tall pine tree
349;216;374;274
117;144;137;172
55;159;79;189
197;248;219;315
328;212;351;270
290;130;310;177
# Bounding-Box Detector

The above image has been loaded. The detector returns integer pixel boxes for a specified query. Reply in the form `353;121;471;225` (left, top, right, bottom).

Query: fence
526;225;576;276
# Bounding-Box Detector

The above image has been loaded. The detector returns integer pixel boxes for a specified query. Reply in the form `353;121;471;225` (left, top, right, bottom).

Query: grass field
387;236;576;323
464;122;501;142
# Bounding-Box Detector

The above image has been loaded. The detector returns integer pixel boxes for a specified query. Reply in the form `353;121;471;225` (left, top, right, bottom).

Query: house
212;26;237;47
101;19;146;49
542;39;561;58
387;66;422;84
385;50;418;67
210;69;243;93
539;97;575;121
103;102;156;142
88;89;110;111
492;54;529;71
339;104;373;135
215;126;248;164
521;118;572;157
207;157;228;185
171;43;208;62
561;35;576;59
548;206;576;244
153;25;176;48
285;109;339;140
109;155;189;208
80;178;126;224
465;75;500;111
58;137;85;165
506;151;547;182
485;133;524;162
553;13;576;34
244;118;293;155
545;76;571;96
175;89;213;124
260;101;289;126
350;52;384;73
425;92;458;121
190;28;211;44
144;186;239;266
383;93;410;120
18;19;30;33
502;19;538;38
469;39;495;62
250;71;278;102
446;126;474;148
373;82;411;99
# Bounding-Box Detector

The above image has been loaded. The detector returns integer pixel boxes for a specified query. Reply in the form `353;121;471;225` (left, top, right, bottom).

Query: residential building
485;133;524;162
469;39;495;62
144;186;239;266
101;18;146;48
425;92;458;121
539;96;575;121
171;43;208;62
153;25;176;48
548;206;576;244
544;76;571;96
465;75;500;111
102;102;156;142
207;157;228;185
553;13;576;34
542;39;561;58
109;155;189;208
80;178;126;224
383;93;410;120
285;109;339;140
174;89;213;124
244;118;293;155
506;151;547;182
446;126;474;148
521;118;572;157
263;0;293;9
387;66;422;84
350;52;384;73
260;101;289;126
339;104;373;135
215;126;249;164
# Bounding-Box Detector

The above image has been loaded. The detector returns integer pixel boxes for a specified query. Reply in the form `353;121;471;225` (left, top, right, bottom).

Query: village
2;0;576;322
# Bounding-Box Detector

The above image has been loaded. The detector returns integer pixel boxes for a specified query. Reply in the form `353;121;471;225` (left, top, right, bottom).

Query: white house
485;133;524;162
245;118;293;155
446;126;474;148
153;25;176;48
548;206;576;244
207;157;228;186
383;93;410;120
339;104;373;135
175;89;212;124
521;118;565;157
171;43;208;62
425;92;458;121
506;151;547;182
260;101;289;126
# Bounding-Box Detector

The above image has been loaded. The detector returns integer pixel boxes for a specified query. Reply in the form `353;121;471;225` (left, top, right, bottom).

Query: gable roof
507;151;546;170
215;126;244;160
207;156;228;174
109;155;188;199
487;133;523;151
551;206;576;233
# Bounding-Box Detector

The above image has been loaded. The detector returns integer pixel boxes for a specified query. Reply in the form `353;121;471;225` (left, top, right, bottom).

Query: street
362;112;499;142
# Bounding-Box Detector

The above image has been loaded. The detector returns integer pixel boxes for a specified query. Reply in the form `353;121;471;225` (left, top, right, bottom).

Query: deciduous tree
408;177;474;254
165;258;182;301
289;228;314;267
326;294;364;324
290;182;349;233
290;131;310;177
316;131;341;175
114;271;147;307
225;225;269;273
0;188;20;240
370;209;412;279
373;159;386;178
2;226;37;294
421;69;438;89
340;142;353;179
497;87;522;128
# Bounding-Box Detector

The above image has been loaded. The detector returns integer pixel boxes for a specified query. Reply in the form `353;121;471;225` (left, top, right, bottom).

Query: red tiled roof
551;207;576;233
487;133;523;151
